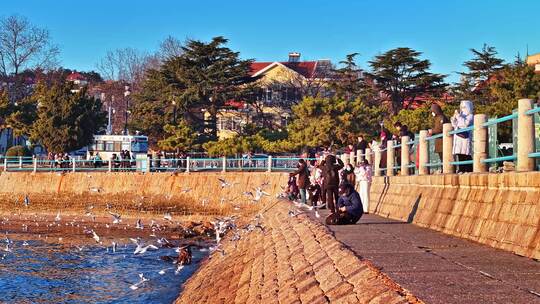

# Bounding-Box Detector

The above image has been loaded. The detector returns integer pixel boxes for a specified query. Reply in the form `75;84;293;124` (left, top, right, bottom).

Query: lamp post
124;85;131;135
172;99;177;124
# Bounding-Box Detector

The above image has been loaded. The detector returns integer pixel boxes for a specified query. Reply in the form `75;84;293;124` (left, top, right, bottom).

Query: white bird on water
129;273;149;290
23;195;30;207
55;212;61;222
135;219;143;229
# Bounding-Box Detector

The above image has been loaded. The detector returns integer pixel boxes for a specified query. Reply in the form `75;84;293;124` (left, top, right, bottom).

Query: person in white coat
354;159;372;213
451;100;474;173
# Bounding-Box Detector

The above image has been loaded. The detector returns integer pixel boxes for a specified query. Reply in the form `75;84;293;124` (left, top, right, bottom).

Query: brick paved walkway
310;211;540;304
176;201;421;304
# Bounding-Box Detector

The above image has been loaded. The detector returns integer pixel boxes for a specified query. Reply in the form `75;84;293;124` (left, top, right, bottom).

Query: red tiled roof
249;61;318;78
66;72;86;81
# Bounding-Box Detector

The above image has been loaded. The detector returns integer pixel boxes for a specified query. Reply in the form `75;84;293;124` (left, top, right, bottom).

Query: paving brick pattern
370;172;540;259
176;201;421;304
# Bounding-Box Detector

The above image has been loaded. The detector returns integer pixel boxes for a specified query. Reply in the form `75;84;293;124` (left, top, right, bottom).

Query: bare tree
158;35;183;60
0;15;59;77
96;48;158;88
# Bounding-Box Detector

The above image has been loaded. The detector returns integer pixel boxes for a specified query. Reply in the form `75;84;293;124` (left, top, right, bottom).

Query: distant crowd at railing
1;98;539;174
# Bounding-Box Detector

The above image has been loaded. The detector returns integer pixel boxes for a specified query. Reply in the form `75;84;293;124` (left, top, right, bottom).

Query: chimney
288;52;300;63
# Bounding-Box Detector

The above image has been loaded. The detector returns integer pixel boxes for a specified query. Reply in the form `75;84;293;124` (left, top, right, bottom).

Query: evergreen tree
131;36;253;146
286;97;386;149
454;44;505;104
368;47;446;114
21;82;106;153
158;121;199;152
330;53;366;101
462;44;505;82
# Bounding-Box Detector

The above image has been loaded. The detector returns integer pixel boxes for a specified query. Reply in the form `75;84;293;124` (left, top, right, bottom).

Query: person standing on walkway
325;183;363;225
451;100;474;173
430;103;449;162
291;158;310;204
355;135;369;162
355;159;372;214
322;154;344;214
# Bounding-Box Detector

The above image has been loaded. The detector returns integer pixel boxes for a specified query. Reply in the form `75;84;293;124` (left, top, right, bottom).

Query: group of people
47;152;72;168
288;152;372;225
375;100;475;174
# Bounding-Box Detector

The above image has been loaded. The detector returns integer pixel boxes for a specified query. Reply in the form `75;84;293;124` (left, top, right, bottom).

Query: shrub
5;145;32;157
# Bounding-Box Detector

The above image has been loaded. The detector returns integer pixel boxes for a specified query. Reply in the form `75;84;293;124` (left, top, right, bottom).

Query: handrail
448;125;474;135
425;133;443;141
525;107;540;116
482;113;517;127
481;155;516;164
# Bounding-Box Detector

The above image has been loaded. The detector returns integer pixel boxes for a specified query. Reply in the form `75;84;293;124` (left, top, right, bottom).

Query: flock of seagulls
0;177;274;292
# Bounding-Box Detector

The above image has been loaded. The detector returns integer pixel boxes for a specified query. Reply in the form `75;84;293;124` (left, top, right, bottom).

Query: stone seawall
369;172;540;259
176;200;420;304
0;171;288;216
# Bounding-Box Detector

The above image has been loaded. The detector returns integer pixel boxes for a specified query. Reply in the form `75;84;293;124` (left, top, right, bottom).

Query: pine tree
368;47;446;114
455;44;505;104
26;82;106;153
130;36;253;145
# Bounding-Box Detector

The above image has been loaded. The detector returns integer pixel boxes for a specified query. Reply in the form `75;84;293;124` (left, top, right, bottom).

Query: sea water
0;235;204;304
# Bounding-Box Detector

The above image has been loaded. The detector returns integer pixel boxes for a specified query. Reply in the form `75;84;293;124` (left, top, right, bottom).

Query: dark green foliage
5;145;31;157
131;36;254;146
286;97;385;149
13;82;107;153
368;47;446;114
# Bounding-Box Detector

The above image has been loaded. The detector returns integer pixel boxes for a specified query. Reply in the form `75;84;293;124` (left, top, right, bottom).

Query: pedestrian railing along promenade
0;155;315;173
370;98;540;176
2;99;540;175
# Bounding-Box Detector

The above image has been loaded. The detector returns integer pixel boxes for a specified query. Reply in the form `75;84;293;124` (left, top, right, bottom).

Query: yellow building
526;53;540;73
213;53;332;139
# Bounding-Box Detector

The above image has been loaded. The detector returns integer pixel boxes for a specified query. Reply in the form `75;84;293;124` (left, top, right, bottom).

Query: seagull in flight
108;211;122;224
129;273;149;290
163;212;172;221
130;238;158;255
218;178;237;189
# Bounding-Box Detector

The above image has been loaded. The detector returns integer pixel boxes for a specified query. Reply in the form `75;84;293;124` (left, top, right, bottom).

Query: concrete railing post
442;123;454;174
267;155;272;172
33;158;37;173
145;157;151;173
72;159;76;173
108;159;112;173
401;136;410;176
186;156;191;173
418;130;429;175
517;98;535;171
387;140;395;176
341;154;349;165
222;156;226;172
3;157;7;171
356;149;363;164
349;151;355;166
374;149;381;177
365;148;372;166
473;114;488;173
19;156;22;169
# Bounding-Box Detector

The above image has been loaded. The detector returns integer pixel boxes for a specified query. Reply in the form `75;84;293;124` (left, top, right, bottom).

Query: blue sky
3;0;540;83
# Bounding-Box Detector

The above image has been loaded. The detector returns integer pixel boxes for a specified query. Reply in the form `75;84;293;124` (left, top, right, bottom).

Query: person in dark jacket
322;154;344;213
291;159;310;204
431;103;449;161
325;183;363;225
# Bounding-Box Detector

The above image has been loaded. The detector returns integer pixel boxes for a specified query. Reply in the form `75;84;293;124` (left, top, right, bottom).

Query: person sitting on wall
325;183;364;225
